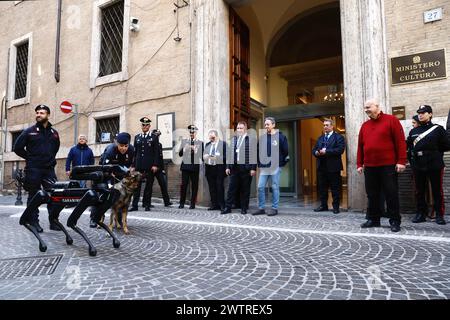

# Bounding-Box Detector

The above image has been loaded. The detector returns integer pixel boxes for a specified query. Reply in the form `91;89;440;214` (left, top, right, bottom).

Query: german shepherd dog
109;171;142;234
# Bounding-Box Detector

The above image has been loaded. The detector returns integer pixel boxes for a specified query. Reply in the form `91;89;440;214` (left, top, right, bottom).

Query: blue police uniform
13;121;60;228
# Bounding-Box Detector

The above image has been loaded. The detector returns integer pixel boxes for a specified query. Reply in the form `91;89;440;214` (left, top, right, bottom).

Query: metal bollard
14;168;24;206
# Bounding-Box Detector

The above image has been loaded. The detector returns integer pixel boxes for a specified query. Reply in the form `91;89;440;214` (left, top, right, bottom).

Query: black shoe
252;209;266;216
129;207;138;212
267;209;278;216
89;219;97;228
164;202;173;207
360;219;381;228
221;208;232;214
178;204;184;209
208;207;220;211
241;209;247;214
390;221;401;232
150;205;155;208
412;213;426;223
145;206;151;211
189;204;195;209
436;216;447;225
333;208;340;214
49;222;62;231
30;221;43;233
314;206;328;212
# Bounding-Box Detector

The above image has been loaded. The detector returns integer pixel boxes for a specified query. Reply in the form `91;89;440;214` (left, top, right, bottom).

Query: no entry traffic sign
60;101;73;114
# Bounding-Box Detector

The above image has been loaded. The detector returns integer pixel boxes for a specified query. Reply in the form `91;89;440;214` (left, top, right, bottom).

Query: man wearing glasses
130;117;159;212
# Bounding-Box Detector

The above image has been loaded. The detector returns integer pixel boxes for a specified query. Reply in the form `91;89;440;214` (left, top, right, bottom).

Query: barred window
14;41;29;100
96;116;119;143
99;0;124;77
11;131;23;151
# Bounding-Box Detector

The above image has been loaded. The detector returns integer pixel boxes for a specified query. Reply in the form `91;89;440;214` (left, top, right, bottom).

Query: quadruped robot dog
18;165;128;256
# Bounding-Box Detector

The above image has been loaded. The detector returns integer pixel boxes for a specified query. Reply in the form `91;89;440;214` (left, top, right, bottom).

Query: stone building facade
0;0;448;210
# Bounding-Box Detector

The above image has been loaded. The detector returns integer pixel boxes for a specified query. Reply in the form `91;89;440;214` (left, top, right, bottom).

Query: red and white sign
60;101;73;114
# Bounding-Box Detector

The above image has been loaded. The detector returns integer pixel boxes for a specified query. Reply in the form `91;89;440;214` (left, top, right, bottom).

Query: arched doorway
229;1;347;208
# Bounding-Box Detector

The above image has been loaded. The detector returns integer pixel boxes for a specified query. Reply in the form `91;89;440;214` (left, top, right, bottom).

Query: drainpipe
54;0;62;82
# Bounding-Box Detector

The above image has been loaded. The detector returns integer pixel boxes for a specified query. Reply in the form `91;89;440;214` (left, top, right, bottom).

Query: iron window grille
96;116;120;143
11;131;23;152
99;0;124;77
14;41;29;100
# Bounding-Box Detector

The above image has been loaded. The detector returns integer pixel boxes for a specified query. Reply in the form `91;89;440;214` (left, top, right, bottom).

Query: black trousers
180;170;199;205
24;167;57;223
317;170;341;209
147;170;171;206
414;168;445;217
364;165;401;223
205;165;226;209
132;170;152;208
225;168;252;210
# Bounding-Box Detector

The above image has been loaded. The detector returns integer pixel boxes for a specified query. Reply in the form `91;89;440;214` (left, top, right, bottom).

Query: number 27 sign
423;8;442;24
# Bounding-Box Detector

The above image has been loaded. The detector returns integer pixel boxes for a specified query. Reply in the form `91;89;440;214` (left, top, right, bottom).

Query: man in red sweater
357;99;407;232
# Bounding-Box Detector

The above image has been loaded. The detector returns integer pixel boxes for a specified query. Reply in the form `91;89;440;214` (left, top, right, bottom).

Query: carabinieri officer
407;105;450;225
130;117;159;211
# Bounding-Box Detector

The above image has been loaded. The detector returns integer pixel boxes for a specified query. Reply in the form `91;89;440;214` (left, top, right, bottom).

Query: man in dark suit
178;125;204;209
222;121;257;215
312;118;346;214
203;130;227;211
130;117;159;212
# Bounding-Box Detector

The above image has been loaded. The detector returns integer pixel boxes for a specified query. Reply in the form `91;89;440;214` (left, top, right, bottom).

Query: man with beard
14;105;61;232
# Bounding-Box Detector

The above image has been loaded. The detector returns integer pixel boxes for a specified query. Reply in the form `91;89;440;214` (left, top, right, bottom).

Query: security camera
130;17;140;32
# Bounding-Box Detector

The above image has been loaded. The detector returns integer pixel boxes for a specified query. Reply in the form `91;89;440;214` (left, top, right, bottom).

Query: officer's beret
417;105;432;113
152;129;161;136
140;117;151;125
116;132;131;144
35;104;51;114
188;125;198;132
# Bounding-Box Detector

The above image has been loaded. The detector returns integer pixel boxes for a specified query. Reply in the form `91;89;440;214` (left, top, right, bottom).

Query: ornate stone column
340;0;390;210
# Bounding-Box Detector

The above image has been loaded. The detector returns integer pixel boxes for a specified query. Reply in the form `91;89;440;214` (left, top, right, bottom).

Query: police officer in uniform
147;128;173;207
178;125;204;209
407;105;450;225
90;132;135;227
14;105;61;232
130;117;159;211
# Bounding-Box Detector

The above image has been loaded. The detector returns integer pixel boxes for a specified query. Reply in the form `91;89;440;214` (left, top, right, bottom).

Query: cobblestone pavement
0;200;449;300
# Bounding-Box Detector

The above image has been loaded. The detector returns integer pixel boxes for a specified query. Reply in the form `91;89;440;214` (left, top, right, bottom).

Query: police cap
140;117;151;125
116;132;131;144
188;125;198;133
417;105;432;114
35;104;51;114
152;129;161;136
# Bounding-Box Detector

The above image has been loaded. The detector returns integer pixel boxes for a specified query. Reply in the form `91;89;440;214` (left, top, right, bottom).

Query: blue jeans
257;167;282;209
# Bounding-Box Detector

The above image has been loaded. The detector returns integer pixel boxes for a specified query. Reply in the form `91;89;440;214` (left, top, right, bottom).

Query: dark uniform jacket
407;121;450;171
133;132;159;171
227;135;257;172
178;138;204;172
312;132;345;172
14;122;60;169
156;142;165;171
100;143;135;168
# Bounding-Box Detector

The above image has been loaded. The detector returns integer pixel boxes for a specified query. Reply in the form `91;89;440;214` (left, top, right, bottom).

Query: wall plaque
392;106;406;120
391;49;446;85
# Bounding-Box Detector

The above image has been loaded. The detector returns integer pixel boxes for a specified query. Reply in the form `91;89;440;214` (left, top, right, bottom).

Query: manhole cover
0;254;63;280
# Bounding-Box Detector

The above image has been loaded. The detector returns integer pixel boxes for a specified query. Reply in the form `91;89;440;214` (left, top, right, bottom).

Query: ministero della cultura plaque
390;49;447;85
